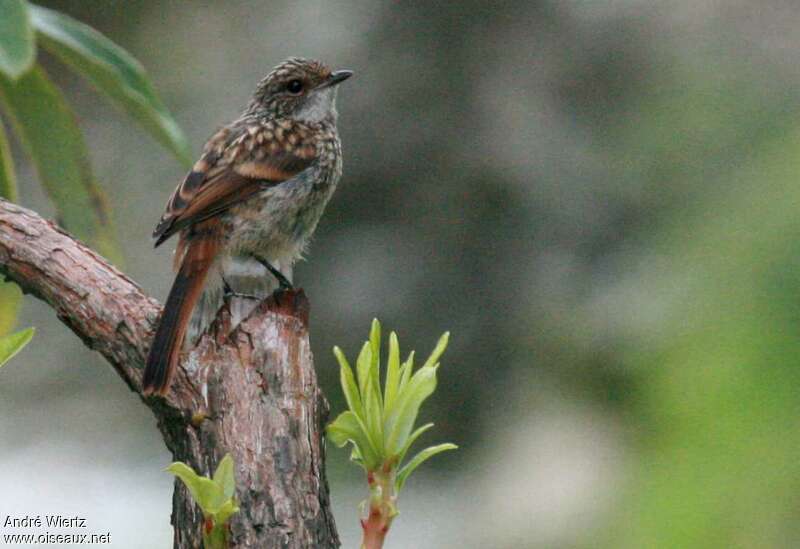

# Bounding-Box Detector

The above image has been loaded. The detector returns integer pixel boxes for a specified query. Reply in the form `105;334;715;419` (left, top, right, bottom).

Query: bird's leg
253;256;294;291
221;276;259;300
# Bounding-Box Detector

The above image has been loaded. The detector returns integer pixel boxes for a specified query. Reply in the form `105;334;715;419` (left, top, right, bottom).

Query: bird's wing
153;123;317;247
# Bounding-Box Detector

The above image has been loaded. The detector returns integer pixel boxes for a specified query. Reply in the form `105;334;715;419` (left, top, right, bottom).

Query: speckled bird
142;58;352;396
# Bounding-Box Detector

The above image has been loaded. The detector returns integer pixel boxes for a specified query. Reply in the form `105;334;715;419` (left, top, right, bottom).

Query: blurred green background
2;1;800;547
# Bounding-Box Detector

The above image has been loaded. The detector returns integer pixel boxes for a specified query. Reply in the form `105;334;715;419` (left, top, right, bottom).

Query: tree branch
0;198;339;548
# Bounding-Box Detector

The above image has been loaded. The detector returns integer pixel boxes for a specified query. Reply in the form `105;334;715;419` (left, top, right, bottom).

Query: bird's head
248;57;353;123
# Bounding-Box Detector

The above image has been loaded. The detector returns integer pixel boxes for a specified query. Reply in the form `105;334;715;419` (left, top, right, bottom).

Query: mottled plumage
142;58;351;396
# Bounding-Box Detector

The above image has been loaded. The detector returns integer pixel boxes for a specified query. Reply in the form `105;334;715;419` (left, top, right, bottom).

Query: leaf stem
360;468;397;549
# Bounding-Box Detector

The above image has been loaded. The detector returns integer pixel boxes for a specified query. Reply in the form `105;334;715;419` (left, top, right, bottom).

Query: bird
142;57;352;396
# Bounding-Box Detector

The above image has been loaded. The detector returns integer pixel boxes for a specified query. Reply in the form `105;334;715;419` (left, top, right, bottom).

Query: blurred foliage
0;0;36;79
0;0;189;333
0;119;20;332
0;326;33;368
30;5;192;166
0;66;119;260
0;0;187;258
600;74;800;547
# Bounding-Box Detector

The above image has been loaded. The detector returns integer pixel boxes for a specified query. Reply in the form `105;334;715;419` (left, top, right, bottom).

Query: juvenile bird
142;58;352;396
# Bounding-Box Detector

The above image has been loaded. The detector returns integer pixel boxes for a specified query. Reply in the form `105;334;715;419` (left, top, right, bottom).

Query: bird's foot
228;291;261;300
222;276;260;300
253;256;294;291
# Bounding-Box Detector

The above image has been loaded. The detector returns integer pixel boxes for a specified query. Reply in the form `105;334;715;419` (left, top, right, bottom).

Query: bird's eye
287;79;304;94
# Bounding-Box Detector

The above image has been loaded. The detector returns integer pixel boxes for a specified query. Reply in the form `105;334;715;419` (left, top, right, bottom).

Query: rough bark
0;199;339;548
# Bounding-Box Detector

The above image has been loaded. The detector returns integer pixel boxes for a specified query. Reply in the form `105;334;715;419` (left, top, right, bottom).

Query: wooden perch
0;199;339;548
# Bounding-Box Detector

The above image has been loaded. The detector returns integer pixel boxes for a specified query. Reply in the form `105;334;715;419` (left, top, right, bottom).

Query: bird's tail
143;235;219;396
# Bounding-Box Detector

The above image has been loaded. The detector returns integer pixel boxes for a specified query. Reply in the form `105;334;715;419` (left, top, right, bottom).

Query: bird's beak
319;70;353;89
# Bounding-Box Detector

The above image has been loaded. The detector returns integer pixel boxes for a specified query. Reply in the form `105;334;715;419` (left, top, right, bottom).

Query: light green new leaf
384;332;448;454
327;410;379;470
350;444;364;466
334;343;382;463
369;318;381;378
398;350;415;394
356;341;372;394
362;369;384;454
365;323;385;443
367;321;385;421
421;331;449;370
214;499;239;527
396;443;458;492
356;343;383;448
203;526;226;549
0;119;21;334
0;0;35;79
30;5;192;166
212;454;236;501
397;422;433;466
169;457;238;546
334;346;364;421
0;327;33;368
326;411;360;448
167;462;226;515
384;365;438;456
0;66;120;263
383;332;401;414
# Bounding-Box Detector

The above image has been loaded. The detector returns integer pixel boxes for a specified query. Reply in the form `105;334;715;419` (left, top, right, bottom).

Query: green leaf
369;322;385;417
0;119;21;335
327;410;379;470
334;346;364;421
30;5;192;166
350;444;363;466
332;345;382;466
396;443;457;492
213;499;239;527
212;454;235;501
383;333;448;455
362;368;384;455
383;331;401;415
398;350;415;394
0;0;35;79
0;66;121;263
356;341;372;395
167;462;226;515
0;327;33;368
356;342;385;454
421;331;449;370
369;318;381;381
203;525;226;549
327;410;365;448
384;365;439;456
397;422;433;466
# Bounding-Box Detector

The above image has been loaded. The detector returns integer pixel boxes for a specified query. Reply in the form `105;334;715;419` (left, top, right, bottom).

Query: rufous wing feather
153;125;316;247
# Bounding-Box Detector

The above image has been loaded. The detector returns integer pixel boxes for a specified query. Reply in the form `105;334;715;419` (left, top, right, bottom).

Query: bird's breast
224;162;340;264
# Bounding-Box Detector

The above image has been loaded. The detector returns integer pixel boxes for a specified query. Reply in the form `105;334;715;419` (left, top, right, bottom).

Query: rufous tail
142;235;218;396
